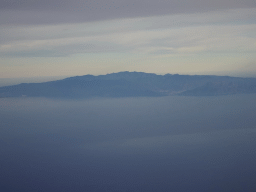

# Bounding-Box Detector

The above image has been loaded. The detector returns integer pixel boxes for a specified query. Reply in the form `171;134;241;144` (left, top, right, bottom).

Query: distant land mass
1;71;256;98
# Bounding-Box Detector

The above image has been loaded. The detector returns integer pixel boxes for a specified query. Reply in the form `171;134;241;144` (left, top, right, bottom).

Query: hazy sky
0;0;256;78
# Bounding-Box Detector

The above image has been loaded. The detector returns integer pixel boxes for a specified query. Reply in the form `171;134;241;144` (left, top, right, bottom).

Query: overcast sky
0;0;256;78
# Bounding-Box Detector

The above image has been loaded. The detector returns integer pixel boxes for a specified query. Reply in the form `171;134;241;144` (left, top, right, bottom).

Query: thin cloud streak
0;0;255;25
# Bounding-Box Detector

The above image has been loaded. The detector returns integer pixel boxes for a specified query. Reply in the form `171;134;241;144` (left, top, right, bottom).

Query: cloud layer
0;1;256;78
1;8;256;57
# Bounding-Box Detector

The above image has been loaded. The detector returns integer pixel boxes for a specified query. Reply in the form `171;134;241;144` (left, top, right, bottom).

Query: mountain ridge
1;71;256;98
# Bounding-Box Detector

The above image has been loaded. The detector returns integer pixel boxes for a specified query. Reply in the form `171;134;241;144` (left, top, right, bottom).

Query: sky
0;0;256;79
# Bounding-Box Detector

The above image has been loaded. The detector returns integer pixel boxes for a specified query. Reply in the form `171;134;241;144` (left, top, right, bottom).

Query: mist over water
1;95;256;192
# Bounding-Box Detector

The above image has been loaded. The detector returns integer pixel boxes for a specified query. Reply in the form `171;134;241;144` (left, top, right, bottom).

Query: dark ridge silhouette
1;71;256;98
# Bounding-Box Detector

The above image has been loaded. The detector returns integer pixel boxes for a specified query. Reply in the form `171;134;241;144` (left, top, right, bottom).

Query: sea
1;95;256;192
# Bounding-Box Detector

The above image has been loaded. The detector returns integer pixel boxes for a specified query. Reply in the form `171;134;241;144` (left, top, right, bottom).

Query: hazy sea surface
1;95;256;192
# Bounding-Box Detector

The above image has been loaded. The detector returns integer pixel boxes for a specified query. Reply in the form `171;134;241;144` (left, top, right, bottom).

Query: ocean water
1;95;256;192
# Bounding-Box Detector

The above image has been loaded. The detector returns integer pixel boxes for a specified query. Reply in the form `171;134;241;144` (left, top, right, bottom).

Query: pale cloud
1;20;255;57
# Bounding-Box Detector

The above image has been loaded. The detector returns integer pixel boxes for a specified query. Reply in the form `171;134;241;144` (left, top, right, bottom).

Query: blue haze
1;95;256;192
